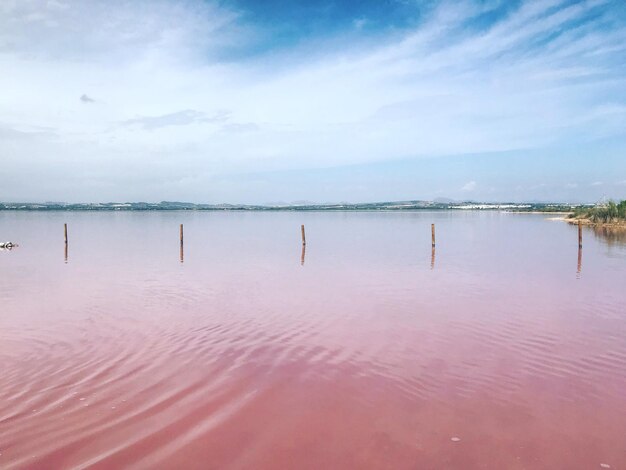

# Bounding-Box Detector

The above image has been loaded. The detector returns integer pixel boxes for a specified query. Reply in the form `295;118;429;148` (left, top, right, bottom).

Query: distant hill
0;200;582;212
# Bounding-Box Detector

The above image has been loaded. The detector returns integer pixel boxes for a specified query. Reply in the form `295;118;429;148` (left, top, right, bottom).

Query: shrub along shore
568;200;626;226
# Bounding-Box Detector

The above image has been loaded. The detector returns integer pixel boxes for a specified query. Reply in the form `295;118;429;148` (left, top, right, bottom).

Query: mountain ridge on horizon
0;199;590;211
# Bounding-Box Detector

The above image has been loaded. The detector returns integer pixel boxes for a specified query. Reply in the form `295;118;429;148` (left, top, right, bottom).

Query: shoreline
507;211;572;215
566;218;626;228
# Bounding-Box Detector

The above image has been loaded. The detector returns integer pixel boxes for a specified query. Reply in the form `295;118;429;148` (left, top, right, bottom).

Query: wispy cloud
221;122;260;133
0;124;58;141
461;181;477;191
0;0;624;202
122;110;229;130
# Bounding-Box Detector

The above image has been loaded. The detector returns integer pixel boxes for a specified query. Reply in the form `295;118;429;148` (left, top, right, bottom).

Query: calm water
1;211;625;469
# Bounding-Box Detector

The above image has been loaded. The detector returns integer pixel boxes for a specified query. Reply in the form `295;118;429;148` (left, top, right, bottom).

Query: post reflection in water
300;243;306;266
430;246;435;270
577;247;582;277
64;243;68;264
180;242;184;264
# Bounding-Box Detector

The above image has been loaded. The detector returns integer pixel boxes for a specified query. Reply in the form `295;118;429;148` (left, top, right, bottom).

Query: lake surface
1;211;625;469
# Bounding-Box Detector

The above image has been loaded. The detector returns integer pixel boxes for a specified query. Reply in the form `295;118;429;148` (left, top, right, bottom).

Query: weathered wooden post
64;223;68;244
301;224;306;245
301;244;306;266
578;220;582;249
179;224;184;263
431;246;435;270
431;223;436;248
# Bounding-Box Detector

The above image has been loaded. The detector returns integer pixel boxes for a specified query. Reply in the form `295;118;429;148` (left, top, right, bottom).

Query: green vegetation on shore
569;200;626;224
0;200;588;212
0;200;621;214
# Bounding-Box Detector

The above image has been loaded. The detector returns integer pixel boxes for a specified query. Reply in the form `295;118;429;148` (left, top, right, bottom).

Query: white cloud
122;110;228;130
461;181;477;191
0;0;624;201
353;18;368;30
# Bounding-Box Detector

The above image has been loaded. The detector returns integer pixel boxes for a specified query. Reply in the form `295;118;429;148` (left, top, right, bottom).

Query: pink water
1;211;625;469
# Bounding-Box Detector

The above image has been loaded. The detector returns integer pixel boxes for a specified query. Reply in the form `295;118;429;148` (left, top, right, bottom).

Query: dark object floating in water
0;241;17;249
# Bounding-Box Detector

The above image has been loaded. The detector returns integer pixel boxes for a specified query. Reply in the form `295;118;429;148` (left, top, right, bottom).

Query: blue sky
0;0;625;203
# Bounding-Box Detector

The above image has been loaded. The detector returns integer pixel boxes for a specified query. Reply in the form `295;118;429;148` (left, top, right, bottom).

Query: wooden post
431;224;435;248
301;224;306;245
578;220;582;249
64;223;68;244
430;246;435;270
179;224;184;263
301;244;306;266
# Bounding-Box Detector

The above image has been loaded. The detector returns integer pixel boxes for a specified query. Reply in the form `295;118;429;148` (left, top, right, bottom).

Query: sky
1;0;625;204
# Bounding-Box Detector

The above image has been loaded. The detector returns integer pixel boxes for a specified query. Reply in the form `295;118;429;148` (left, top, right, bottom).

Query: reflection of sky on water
1;211;626;469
